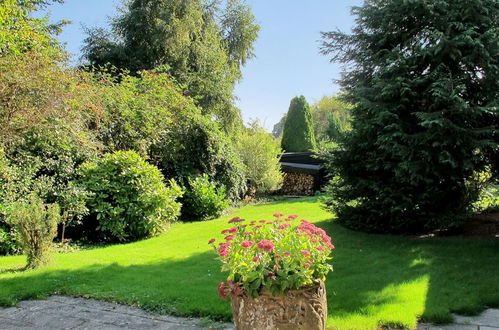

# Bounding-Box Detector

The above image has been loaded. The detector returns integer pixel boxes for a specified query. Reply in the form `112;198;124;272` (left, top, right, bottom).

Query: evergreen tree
320;0;499;233
281;96;316;152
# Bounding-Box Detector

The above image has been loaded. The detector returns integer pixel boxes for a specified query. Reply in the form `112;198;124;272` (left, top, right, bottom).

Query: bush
5;195;61;269
236;121;283;195
181;174;229;221
281;96;316;152
78;150;182;242
0;225;19;256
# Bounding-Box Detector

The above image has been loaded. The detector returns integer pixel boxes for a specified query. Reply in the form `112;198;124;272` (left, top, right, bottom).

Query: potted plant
209;213;334;330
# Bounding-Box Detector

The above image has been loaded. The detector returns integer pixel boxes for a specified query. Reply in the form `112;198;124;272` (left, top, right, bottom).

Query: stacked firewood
279;173;315;196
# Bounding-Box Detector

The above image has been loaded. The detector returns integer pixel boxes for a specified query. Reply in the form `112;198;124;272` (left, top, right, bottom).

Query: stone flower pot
230;280;327;330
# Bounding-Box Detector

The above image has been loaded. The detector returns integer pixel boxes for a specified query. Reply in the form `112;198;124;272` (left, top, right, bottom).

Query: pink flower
218;282;227;299
257;239;275;252
301;250;311;256
219;243;230;248
208;238;215;244
241;241;255;248
236;218;246;223
288;214;298;219
253;256;260;262
311;239;317;243
266;221;274;225
317;246;326;251
259;220;266;223
304;263;311;268
218;248;229;257
228;217;240;223
326;243;335;249
283;251;291;256
255;225;263;229
228;227;238;233
243;231;252;235
273;213;284;217
225;235;234;241
221;229;230;234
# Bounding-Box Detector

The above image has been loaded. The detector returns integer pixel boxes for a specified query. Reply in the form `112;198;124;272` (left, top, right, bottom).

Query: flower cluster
210;214;334;298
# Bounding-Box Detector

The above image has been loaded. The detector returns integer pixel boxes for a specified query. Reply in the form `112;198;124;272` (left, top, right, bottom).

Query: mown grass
1;197;498;329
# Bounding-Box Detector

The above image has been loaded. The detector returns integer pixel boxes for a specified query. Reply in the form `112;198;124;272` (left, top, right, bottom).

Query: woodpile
279;173;315;196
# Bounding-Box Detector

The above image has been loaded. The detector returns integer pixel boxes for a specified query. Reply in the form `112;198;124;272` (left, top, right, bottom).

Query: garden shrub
181;174;229;221
78;150;183;242
5;195;61;269
235;121;283;195
0;225;19;255
281;96;316;152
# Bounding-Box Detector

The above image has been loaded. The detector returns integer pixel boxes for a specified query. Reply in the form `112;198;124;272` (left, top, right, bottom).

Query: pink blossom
301;250;311;256
228;217;240;223
253;256;260;262
257;239;275;252
317;246;326;251
255;225;263;229
241;241;255;248
273;213;284;217
221;229;230;234
326;243;335;249
266;221;274;225
228;227;238;233
218;248;229;257
219;243;230;249
288;214;298;219
259;220;266;223
225;235;234;241
282;251;291;256
208;238;215;244
304;263;311;268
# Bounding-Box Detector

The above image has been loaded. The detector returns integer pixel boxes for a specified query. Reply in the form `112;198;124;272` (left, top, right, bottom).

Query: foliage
310;95;351;143
281;96;316;152
235;121;283;194
95;70;247;202
320;0;499;233
0;225;19;256
181;174;229;221
0;0;64;56
211;213;334;298
78;150;183;242
474;184;499;213
271;114;286;138
82;0;259;127
5;195;61;269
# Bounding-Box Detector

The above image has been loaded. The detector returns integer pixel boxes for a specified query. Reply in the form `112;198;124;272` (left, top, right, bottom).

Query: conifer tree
281;96;316;152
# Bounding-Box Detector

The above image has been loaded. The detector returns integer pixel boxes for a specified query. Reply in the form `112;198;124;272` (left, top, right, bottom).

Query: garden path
0;295;498;329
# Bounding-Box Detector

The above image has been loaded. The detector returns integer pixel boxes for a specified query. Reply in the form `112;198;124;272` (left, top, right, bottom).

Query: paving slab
0;296;234;330
453;309;499;328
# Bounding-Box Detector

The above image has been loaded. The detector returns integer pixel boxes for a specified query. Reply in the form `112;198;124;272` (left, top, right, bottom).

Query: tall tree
320;0;499;233
82;0;259;128
310;95;351;143
281;96;316;152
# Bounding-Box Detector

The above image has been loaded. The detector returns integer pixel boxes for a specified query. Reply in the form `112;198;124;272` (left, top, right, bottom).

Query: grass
1;197;498;329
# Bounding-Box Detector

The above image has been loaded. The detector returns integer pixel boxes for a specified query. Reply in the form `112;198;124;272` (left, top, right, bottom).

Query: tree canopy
82;0;259;128
320;0;499;233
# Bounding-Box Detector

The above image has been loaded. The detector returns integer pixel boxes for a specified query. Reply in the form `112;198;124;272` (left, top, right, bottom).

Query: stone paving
0;296;233;330
0;295;498;329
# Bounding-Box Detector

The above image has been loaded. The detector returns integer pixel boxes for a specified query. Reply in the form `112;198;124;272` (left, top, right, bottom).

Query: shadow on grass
1;218;498;329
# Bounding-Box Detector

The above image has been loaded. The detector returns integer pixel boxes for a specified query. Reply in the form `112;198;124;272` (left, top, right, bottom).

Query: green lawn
1;197;498;329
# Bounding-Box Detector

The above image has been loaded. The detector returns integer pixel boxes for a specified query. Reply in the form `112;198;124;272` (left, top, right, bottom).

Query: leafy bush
5;195;61;269
78;150;182;242
181;175;229;221
236;121;283;195
0;225;19;255
211;214;334;298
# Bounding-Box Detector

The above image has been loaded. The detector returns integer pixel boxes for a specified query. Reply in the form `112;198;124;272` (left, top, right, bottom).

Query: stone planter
230;280;327;330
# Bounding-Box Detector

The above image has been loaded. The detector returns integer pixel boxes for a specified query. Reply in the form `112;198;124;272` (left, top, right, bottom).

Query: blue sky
42;0;362;130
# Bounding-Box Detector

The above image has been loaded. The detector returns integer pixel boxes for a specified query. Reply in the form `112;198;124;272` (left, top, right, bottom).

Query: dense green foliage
320;0;499;233
5;195;60;269
1;197;499;329
310;95;351;143
180;175;229;221
271;114;286;138
281;96;317;152
78;151;183;242
82;0;259;127
236;121;283;194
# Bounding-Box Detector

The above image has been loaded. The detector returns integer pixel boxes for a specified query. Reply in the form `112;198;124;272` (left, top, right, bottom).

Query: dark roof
280;162;321;175
280;152;323;165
